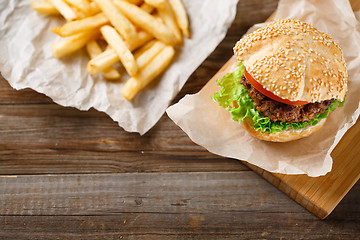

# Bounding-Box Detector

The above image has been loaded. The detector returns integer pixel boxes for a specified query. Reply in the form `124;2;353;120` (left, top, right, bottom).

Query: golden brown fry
52;13;109;37
140;2;154;13
133;40;156;58
100;25;138;76
121;45;175;101
86;41;120;79
149;0;182;43
87;48;119;75
168;0;190;38
89;1;101;15
126;0;143;5
71;7;87;19
52;30;99;58
65;0;91;12
49;0;77;21
31;1;60;15
126;30;154;51
144;0;164;8
134;40;166;68
94;0;137;42
113;0;177;45
86;41;103;58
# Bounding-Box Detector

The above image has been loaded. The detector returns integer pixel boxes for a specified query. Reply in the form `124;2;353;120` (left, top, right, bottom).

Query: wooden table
1;0;359;239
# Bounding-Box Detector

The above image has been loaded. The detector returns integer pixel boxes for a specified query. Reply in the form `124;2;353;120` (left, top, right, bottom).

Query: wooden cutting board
208;14;360;218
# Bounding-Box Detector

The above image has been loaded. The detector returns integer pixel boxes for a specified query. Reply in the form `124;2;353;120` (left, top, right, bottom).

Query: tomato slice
244;67;309;106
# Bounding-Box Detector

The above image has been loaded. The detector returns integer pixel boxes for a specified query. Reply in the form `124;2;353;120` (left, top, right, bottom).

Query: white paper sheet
167;0;360;177
0;0;238;134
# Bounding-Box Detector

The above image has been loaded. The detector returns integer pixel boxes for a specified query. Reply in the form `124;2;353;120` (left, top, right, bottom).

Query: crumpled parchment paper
0;0;239;135
167;0;360;177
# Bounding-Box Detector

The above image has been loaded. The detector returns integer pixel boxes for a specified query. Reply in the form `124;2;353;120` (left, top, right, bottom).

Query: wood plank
0;172;296;215
0;77;53;104
0;103;248;174
0;172;358;239
0;210;359;240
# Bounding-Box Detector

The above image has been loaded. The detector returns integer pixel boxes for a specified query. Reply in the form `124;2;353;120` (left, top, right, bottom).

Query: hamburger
212;19;347;142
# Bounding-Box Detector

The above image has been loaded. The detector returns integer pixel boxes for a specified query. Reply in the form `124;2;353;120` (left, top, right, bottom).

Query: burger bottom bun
242;118;327;142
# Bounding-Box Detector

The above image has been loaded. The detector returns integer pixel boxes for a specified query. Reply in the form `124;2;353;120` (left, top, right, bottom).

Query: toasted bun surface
242;118;326;142
234;19;347;103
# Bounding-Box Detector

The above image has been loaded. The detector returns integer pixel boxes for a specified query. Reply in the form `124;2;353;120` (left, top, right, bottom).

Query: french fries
52;13;109;37
88;1;101;15
134;40;166;68
31;0;190;101
100;25;138;76
87;31;153;75
140;3;155;14
168;0;190;38
65;0;91;13
52;30;99;58
126;0;143;4
146;0;182;43
126;31;154;52
113;0;177;45
93;0;137;42
144;0;165;8
87;48;119;75
121;46;175;101
49;0;77;21
86;41;121;79
31;1;60;15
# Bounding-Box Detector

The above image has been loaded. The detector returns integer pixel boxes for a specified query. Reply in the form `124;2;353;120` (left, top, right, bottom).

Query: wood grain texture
0;173;359;239
0;102;250;174
0;0;359;238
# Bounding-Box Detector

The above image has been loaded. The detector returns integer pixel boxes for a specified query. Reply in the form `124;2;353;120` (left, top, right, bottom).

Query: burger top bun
233;19;347;103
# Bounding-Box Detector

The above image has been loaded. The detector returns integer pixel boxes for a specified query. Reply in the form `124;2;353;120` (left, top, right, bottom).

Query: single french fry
126;30;154;51
94;0;137;42
65;0;91;12
52;13;109;37
144;0;164;8
126;0;143;5
100;25;138;76
134;40;166;68
87;48;119;74
133;40;157;58
86;41;120;79
86;41;104;59
140;2;154;13
149;0;182;43
89;1;101;15
52;30;99;58
168;0;190;38
121;45;175;101
71;6;87;19
49;0;77;21
113;0;177;45
31;1;60;15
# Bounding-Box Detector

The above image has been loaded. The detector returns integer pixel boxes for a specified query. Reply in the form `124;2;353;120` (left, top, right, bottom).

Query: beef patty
240;75;333;123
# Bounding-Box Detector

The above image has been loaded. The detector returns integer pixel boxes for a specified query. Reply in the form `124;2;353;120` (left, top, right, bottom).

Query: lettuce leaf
211;62;343;134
